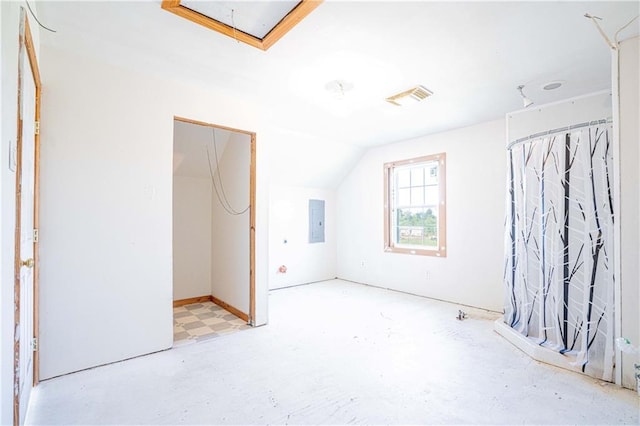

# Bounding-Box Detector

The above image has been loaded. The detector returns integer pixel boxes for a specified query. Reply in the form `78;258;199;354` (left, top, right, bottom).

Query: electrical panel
309;199;325;243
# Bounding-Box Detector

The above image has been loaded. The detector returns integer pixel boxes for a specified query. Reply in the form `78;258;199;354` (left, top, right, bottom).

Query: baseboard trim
173;295;249;322
173;295;211;308
210;296;249;322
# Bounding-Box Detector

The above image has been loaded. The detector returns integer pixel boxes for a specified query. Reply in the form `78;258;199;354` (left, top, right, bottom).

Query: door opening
171;117;256;344
13;9;42;426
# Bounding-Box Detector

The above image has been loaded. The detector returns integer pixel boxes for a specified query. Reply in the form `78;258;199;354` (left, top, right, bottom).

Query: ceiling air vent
385;85;433;106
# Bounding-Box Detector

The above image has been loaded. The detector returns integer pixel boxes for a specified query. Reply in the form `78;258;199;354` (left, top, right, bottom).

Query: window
384;153;446;257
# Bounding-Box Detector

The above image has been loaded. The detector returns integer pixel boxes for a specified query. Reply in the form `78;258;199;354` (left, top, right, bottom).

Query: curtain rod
507;118;613;150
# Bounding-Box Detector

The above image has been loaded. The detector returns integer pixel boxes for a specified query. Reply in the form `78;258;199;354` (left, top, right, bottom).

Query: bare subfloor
26;280;639;425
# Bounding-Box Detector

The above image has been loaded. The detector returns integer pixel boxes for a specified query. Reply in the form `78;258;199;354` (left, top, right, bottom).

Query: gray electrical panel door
309;199;325;243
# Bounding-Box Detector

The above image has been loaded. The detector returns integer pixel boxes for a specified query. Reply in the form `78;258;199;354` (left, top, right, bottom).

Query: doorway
13;9;42;426
171;117;256;344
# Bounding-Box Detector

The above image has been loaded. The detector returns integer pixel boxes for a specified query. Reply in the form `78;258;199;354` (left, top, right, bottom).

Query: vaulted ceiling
37;1;639;148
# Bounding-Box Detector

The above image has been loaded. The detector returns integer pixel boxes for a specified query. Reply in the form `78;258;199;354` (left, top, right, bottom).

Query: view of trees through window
396;208;437;246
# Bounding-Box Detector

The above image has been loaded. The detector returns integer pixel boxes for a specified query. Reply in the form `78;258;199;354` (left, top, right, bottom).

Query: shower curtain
504;120;615;381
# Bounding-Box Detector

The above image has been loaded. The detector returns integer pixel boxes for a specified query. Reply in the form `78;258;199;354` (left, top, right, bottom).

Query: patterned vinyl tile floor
173;301;251;345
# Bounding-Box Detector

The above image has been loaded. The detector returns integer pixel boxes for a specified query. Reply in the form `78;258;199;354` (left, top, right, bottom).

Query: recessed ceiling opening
161;0;323;50
181;1;300;39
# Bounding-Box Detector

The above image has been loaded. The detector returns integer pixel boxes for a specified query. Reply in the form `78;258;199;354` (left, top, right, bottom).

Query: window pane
410;187;423;205
425;163;438;185
395;207;438;248
410;167;424;186
425;208;438;245
425;186;439;205
398;188;410;206
397;169;410;188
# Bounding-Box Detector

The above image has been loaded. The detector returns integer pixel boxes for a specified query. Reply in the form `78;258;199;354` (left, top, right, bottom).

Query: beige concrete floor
26;280;639;424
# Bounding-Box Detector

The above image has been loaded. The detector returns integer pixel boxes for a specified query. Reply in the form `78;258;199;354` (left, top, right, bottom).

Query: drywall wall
210;132;251;315
0;5;16;423
173;120;230;179
172;175;212;301
618;36;639;390
507;91;612;141
266;127;365;189
38;45;270;380
0;6;14;423
0;4;40;424
269;186;337;289
336;119;506;311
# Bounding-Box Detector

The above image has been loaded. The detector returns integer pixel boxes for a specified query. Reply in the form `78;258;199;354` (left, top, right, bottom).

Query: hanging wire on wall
231;9;240;44
614;15;639;44
25;0;57;33
206;128;250;216
585;12;640;49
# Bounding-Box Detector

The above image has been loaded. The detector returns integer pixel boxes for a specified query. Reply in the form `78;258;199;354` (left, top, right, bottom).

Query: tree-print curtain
504;120;614;381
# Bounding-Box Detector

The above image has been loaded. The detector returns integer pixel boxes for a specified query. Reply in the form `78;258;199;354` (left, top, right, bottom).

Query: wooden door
13;10;41;426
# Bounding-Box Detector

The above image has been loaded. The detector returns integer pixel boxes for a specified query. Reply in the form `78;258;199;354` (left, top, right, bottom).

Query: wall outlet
360;260;366;267
425;271;431;281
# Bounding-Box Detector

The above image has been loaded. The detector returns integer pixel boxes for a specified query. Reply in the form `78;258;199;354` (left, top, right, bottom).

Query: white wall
211;132;251;315
0;5;14;423
38;45;270;379
507;91;612;142
618;36;639;390
172;176;212;300
1;3;40;424
0;5;18;424
269;186;337;289
266;127;365;189
337;119;506;311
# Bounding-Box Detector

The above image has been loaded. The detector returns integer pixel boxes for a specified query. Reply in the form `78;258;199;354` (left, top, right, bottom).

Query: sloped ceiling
37;2;638;148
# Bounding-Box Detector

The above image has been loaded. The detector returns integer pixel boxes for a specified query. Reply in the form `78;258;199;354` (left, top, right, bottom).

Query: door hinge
33;228;38;243
32;337;38;352
35;121;40;135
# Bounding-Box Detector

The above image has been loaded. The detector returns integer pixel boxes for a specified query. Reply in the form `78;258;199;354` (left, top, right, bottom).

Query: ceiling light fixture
325;79;354;100
542;81;563;91
517;85;534;108
385;85;433;106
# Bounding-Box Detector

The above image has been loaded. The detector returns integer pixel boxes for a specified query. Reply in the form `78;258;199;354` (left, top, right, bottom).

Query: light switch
9;140;17;172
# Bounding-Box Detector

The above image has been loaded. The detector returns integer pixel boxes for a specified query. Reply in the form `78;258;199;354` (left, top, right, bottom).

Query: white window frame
384;153;446;257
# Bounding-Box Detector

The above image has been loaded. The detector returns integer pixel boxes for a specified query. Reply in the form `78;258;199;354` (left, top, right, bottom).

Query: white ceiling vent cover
385;85;433;106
